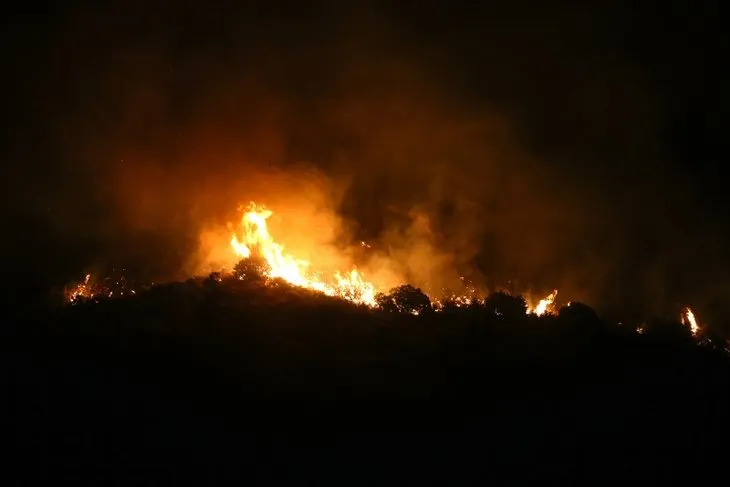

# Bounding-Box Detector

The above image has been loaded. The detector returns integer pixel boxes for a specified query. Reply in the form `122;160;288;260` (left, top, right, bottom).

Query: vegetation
3;276;729;483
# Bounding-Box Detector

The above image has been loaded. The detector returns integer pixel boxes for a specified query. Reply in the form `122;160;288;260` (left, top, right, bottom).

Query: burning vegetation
62;202;711;344
681;307;701;336
229;203;378;307
225;203;567;314
65;270;139;305
531;289;558;317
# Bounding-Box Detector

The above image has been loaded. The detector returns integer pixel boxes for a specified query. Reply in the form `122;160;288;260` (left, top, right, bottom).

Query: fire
64;271;138;304
66;273;93;303
229;202;379;307
530;289;558;316
64;203;568;315
432;294;475;311
681;307;700;336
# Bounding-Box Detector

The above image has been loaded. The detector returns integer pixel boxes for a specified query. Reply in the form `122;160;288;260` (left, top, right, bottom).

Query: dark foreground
3;280;729;485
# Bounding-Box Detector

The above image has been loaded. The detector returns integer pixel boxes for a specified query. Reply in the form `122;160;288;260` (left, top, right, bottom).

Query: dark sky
2;0;728;328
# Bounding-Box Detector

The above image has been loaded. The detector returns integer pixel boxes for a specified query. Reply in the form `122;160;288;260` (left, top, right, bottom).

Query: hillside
3;277;730;484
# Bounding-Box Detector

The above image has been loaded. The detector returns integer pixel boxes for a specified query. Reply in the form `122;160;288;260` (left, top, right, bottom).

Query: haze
3;1;727;331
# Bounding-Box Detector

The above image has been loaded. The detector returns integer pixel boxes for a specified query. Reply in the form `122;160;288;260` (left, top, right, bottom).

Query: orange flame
681;307;700;336
66;273;93;303
432;294;475;311
530;289;558;316
229;202;379;307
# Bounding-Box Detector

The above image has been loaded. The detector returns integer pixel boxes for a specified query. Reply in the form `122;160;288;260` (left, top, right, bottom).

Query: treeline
5;269;730;483
57;270;730;357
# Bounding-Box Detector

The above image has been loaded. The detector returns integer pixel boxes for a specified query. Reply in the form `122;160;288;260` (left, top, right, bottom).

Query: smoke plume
4;1;728;330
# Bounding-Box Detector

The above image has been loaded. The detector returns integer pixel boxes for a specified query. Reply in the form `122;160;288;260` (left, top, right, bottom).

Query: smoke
188;164;476;295
4;1;728;327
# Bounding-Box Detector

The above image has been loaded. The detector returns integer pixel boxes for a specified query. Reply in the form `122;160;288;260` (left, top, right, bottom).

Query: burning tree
376;284;432;315
483;291;528;320
233;256;269;281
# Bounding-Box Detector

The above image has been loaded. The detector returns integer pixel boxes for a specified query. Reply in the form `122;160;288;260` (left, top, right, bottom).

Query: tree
376;284;432;315
643;318;693;343
557;302;604;340
233;257;269;281
558;302;600;324
483;291;527;320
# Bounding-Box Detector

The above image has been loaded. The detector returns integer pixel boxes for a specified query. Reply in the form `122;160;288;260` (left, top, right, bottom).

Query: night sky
2;1;728;329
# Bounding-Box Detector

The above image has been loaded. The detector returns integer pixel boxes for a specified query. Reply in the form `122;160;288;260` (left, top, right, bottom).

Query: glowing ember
66;273;93;304
432;294;475;311
229;202;379;307
530;289;558;316
681;307;700;336
64;270;139;305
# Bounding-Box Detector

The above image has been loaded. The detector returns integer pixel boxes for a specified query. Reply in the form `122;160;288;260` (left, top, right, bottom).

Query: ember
65;269;139;304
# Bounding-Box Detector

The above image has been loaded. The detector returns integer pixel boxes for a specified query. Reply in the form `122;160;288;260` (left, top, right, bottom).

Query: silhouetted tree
233;257;269;281
376;284;432;315
643;318;694;343
436;299;462;314
557;302;604;339
483;291;527;320
557;302;600;324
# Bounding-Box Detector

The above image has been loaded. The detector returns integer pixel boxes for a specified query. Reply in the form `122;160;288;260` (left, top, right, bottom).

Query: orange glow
229;202;379;307
66;203;567;315
529;289;558;316
432;294;475;311
66;273;93;304
65;272;138;304
681;307;700;336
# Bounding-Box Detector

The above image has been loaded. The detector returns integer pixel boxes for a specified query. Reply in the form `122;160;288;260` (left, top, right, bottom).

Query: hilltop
4;276;730;484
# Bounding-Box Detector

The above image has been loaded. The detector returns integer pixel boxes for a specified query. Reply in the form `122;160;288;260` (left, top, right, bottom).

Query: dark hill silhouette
3;277;729;484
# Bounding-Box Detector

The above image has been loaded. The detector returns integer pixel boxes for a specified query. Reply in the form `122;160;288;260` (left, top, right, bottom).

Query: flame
530;289;558;316
681;307;700;336
432;294;475;311
66;273;93;303
64;203;564;314
65;271;138;304
229;202;379;307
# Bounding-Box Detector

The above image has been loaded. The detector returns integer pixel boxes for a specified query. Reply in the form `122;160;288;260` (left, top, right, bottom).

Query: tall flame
66;273;93;303
229;202;379;307
530;289;558;316
681;307;700;336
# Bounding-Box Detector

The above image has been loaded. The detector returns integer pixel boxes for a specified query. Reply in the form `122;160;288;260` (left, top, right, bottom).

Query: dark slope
3;278;729;484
